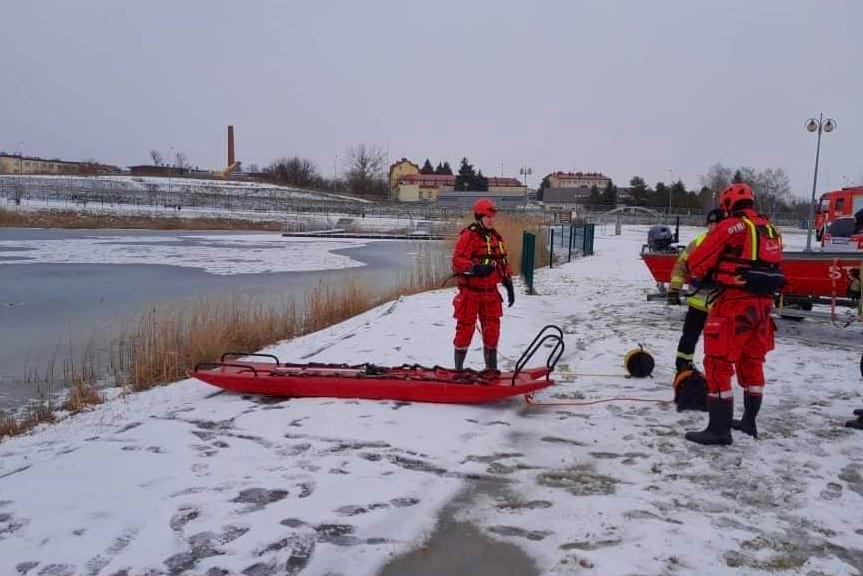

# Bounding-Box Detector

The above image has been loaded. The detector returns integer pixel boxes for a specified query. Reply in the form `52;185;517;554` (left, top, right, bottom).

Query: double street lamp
519;166;532;187
804;113;837;252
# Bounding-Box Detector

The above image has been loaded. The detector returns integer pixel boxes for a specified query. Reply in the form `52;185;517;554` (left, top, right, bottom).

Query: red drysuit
687;208;783;400
451;223;512;349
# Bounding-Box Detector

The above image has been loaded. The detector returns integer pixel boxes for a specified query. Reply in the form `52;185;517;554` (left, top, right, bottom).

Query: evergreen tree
654;182;668;209
420;159;434;174
732;169;745;184
629;176;649;206
455;158;477;191
441;161;453;175
698;185;714;211
601;181;617;207
476;170;489;192
434;161;444;174
586;185;602;206
669;180;686;211
537;175;550;201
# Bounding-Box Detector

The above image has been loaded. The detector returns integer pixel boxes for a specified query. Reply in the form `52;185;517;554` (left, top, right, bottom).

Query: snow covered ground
0;174;368;204
0;224;861;576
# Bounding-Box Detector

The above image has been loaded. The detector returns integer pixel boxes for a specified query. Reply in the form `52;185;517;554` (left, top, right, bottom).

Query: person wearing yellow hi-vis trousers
667;208;726;373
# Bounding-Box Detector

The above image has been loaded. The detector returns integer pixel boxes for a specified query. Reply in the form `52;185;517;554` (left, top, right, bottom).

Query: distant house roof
487;177;524;187
129;165;189;177
436;190;526;209
399;174;456;187
543;188;592;203
388;158;420;175
548;171;609;179
0;153;83;166
399;175;525;187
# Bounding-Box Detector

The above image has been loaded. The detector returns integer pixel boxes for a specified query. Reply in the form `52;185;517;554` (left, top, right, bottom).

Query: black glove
469;263;495;277
666;289;681;306
502;278;515;307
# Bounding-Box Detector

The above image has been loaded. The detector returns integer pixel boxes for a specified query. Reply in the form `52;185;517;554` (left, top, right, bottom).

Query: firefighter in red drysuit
451;198;515;372
685;183;784;445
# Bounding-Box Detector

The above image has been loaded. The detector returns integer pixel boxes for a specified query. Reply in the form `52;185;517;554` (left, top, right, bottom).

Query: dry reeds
0;405;55;439
112;256;453;393
60;347;104;413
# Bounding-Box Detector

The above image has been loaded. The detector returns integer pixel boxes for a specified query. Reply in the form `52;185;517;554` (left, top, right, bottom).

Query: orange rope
524;394;671;407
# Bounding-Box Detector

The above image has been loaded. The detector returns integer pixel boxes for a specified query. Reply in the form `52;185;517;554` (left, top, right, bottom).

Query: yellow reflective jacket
669;232;714;311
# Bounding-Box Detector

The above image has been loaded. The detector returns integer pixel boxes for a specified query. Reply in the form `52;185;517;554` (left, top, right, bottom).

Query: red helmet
473;198;497;217
719;183;755;211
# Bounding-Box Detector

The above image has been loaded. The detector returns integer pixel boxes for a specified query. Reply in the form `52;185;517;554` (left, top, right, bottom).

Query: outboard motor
646;225;675;252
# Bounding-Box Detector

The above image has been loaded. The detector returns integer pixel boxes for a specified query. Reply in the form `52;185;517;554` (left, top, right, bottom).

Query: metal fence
547;224;595;265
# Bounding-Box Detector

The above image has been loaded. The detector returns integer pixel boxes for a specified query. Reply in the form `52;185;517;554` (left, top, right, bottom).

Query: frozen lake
0;228;446;410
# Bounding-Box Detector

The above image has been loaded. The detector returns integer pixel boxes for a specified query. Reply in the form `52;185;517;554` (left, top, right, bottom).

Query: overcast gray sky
2;0;861;196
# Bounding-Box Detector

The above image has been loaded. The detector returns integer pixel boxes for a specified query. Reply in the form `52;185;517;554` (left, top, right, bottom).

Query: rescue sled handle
193;361;261;376
512;325;565;385
221;352;280;365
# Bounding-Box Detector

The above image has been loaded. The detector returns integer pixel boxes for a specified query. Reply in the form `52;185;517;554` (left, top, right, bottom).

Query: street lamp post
17;141;25;175
334;155;339;193
667;169;675;216
804;113;837;252
519;166;532;187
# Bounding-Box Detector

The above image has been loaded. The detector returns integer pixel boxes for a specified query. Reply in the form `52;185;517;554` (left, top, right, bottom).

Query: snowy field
0;225;861;576
0;174;369;204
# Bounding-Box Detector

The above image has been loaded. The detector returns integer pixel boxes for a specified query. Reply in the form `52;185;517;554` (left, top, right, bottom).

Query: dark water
0;228;445;410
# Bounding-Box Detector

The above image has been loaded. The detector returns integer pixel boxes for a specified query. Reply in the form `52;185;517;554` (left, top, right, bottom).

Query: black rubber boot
731;393;762;439
454;348;467;371
483;348;498;372
685;399;733;446
846;418;863;430
675;357;694;373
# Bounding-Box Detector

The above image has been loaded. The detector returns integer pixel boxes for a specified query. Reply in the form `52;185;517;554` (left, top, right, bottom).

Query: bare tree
150;149;163;166
173;151;190;170
699;163;734;200
755;168;791;217
269;156;320;188
346;143;386;197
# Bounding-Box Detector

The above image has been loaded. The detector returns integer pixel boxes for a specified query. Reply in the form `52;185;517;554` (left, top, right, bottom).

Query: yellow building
547;171;610;189
388;158;420;191
397;174;455;202
0;154;79;175
397;175;527;203
0;154;119;175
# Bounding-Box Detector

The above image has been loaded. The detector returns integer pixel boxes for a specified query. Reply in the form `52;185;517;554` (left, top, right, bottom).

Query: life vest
715;215;784;295
465;223;509;269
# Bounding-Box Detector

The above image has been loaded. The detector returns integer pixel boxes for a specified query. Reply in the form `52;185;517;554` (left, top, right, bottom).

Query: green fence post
583;223;595;255
521;231;535;294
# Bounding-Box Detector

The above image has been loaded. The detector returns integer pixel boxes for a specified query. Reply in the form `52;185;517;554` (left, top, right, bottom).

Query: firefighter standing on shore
685;183;784;445
668;208;727;374
452;198;515;372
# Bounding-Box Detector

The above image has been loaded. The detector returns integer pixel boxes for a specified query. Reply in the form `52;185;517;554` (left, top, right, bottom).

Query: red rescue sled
188;326;564;404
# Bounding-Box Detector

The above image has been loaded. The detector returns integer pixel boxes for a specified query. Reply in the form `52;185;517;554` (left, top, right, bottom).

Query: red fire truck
815;186;863;241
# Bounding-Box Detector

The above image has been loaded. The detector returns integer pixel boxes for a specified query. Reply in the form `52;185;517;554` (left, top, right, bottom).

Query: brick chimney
227;125;235;166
